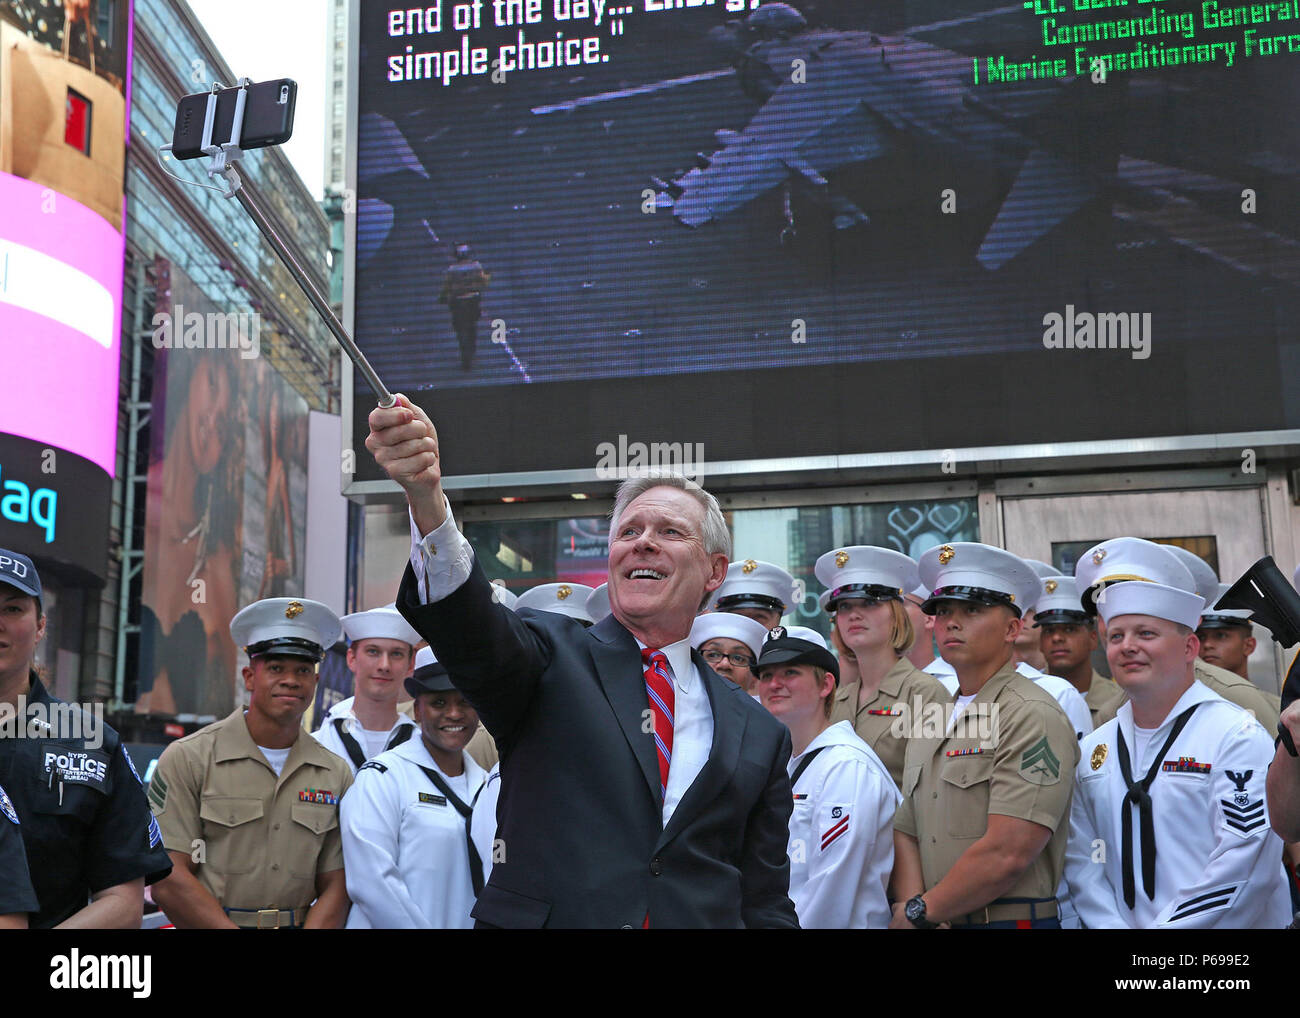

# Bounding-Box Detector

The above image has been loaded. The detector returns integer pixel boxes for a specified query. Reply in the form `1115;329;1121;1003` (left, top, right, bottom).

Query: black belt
1117;703;1200;909
416;764;487;896
333;718;413;770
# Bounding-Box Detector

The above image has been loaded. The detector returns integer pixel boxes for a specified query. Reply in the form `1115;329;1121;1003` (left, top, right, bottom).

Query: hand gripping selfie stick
158;79;397;409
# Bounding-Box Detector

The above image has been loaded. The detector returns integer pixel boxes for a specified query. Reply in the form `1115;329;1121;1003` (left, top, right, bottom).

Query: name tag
418;792;447;806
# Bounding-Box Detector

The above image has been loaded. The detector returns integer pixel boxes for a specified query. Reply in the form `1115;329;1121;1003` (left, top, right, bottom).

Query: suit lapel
588;615;662;808
656;653;747;851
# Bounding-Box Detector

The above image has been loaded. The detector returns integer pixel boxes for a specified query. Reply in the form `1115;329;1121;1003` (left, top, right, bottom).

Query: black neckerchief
1116;702;1200;909
415;763;486;896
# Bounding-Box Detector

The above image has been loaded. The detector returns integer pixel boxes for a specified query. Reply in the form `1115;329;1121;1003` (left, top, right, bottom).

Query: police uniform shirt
0;783;38;917
1085;671;1126;727
829;657;950;787
151;708;353;912
0;675;171;928
1194;659;1281;734
927;657;1093;741
786;721;900;929
312;695;418;774
895;664;1080;902
1065;682;1290;928
341;737;488;929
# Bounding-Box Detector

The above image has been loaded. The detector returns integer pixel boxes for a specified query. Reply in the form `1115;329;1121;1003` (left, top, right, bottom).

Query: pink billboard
0;170;124;477
0;3;131;481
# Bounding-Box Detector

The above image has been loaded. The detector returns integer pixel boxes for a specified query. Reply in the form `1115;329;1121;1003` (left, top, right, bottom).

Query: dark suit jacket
397;559;799;928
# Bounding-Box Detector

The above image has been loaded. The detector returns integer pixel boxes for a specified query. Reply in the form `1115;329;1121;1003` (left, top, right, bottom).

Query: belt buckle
255;908;282;930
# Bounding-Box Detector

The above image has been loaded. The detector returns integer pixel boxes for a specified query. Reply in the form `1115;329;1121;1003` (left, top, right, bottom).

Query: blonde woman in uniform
820;547;951;788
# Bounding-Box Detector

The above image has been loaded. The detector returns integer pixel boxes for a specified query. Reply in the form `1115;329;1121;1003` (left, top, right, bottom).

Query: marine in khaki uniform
1076;538;1281;732
1034;575;1125;727
890;544;1080;930
818;545;949;788
150;598;354;929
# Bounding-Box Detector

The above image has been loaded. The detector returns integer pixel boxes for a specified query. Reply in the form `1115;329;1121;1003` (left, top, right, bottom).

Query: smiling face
1105;614;1198;697
607;486;728;644
348;638;414;705
243;654;318;727
932;600;1020;671
414;689;479;758
757;662;834;727
0;587;43;683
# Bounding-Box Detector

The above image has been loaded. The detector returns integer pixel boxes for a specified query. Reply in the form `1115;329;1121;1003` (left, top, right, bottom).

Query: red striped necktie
641;648;675;801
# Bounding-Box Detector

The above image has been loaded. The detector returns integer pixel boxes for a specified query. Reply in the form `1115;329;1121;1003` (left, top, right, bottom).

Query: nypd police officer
149;598;353;928
0;549;171;928
0;782;38;926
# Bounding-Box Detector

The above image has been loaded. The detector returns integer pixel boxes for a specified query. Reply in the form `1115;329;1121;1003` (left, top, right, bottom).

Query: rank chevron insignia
1221;769;1265;833
1019;736;1061;782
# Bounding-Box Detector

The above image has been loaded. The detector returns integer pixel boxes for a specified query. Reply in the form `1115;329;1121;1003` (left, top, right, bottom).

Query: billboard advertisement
347;0;1300;489
137;261;311;717
0;1;131;579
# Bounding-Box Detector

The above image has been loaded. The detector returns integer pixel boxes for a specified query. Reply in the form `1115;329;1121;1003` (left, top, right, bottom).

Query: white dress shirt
408;501;714;828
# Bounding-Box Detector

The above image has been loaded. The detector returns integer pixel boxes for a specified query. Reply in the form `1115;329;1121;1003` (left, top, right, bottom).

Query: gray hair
608;474;732;559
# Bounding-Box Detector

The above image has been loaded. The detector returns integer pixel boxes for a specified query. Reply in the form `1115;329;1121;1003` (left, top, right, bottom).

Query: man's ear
242;665;255;692
1004;610;1023;644
704;553;729;593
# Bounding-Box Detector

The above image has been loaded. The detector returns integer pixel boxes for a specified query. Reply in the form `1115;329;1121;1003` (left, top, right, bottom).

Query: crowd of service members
2;529;1299;929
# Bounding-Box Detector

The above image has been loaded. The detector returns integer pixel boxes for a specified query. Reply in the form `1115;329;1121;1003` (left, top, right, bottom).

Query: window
65;89;92;155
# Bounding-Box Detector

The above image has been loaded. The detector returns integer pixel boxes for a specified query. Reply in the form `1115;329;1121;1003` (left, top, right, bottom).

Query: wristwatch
904;894;937;930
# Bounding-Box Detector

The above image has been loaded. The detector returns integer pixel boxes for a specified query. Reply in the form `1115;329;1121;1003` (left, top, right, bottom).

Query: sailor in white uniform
340;647;489;928
1065;579;1290;928
313;605;421;773
753;628;899;928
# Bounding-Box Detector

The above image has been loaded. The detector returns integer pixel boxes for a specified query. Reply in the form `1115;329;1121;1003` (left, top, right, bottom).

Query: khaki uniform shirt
152;709;354;911
895;664;1080;900
465;724;499;769
830;657;950;787
1084;670;1125;727
1195;660;1280;733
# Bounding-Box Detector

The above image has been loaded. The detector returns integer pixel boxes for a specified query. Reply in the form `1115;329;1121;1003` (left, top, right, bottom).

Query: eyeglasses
701;650;757;667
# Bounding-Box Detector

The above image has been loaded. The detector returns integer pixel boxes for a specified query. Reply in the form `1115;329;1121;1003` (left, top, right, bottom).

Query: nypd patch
0;785;18;825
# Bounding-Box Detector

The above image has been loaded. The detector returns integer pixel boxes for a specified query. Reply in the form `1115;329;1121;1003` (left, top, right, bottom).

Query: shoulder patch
0;785;18;825
147;774;168;816
358;761;388;774
122;747;145;785
1019;736;1062;784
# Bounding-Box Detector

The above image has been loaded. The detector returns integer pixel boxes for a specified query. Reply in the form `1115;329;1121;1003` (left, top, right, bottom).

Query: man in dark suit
367;396;798;928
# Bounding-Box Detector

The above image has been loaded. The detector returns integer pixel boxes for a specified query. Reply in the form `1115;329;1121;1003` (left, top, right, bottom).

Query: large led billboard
347;0;1300;490
0;2;131;577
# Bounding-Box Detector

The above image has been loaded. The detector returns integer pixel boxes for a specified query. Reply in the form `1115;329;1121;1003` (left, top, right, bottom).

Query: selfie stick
191;79;396;409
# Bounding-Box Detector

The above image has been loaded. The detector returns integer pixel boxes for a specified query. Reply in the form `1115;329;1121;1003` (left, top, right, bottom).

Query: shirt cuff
408;497;475;605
